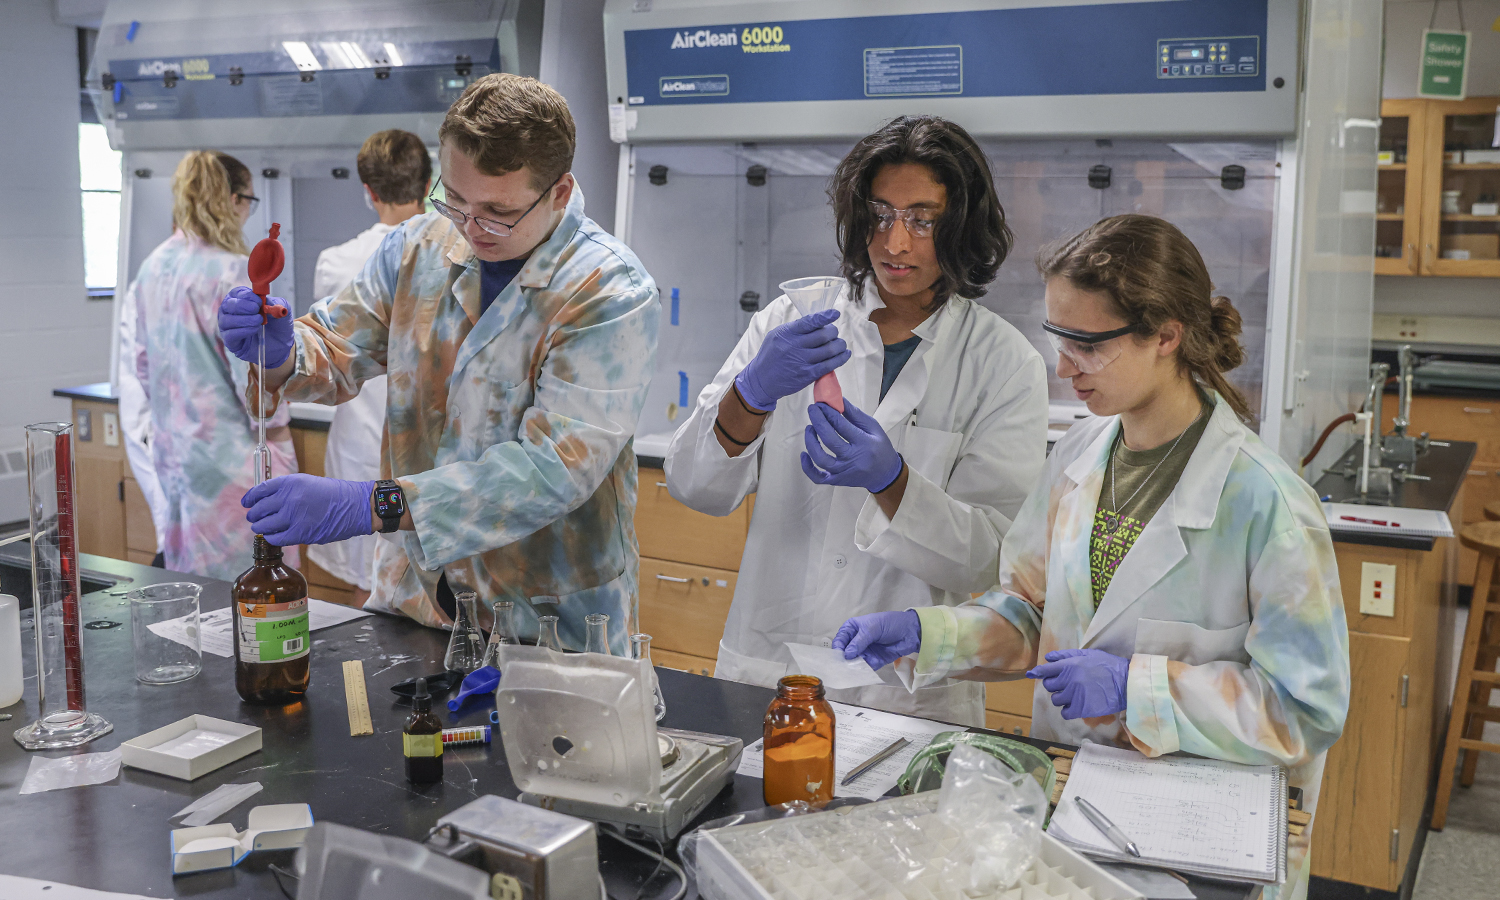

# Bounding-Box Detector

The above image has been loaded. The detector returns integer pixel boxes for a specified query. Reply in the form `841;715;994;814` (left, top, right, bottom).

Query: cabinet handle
1463;408;1493;414
1470;470;1490;477
655;482;667;488
655;574;691;583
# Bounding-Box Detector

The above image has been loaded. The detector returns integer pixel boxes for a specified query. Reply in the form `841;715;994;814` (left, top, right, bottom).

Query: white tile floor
1411;605;1500;900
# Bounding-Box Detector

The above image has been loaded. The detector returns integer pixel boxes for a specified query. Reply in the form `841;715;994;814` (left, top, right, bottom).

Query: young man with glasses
216;74;659;652
664;115;1048;725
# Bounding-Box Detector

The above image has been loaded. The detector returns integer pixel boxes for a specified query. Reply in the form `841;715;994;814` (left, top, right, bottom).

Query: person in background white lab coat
116;282;169;563
665;116;1049;726
838;215;1349;900
305;130;432;605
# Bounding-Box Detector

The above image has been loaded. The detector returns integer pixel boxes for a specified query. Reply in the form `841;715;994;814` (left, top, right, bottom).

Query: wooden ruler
342;659;374;736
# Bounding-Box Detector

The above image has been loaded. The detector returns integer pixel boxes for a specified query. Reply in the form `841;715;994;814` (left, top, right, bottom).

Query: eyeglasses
235;193;260;215
429;175;561;237
867;200;940;238
1042;321;1139;374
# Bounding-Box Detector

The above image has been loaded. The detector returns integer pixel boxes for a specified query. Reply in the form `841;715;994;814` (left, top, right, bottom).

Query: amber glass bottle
403;677;444;783
762;675;836;806
231;536;311;705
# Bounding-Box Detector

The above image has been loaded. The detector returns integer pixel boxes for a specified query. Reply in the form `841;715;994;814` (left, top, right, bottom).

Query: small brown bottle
403;677;444;784
231;536;311;704
762;675;836;806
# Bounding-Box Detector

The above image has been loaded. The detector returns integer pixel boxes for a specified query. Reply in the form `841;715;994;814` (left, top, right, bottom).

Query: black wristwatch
372;480;406;534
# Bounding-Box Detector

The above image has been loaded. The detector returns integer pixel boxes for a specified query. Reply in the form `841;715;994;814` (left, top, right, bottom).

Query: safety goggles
866;200;939;238
1042;321;1139;374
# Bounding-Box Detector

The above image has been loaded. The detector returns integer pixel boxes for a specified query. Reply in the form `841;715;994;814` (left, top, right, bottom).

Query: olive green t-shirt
1090;401;1214;607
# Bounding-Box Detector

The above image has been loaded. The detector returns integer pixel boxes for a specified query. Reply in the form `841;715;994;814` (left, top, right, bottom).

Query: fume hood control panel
1158;37;1261;79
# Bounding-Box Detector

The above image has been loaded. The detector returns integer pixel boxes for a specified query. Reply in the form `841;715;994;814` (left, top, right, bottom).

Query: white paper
172;781;264;826
784;642;885;690
150;598;372;658
736;701;953;800
19;748;122;794
608;102;627;142
1098;864;1197;899
0;875;167;900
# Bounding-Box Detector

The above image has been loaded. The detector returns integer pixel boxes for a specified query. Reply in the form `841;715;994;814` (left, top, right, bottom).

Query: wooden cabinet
1396;394;1500;584
635;473;750;571
68;398;129;560
1377;97;1500;277
287;424;356;606
1312;534;1454;892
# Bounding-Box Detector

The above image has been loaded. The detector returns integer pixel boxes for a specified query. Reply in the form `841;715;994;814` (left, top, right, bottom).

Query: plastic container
0;594;21;708
762;675;835;806
780;277;846;413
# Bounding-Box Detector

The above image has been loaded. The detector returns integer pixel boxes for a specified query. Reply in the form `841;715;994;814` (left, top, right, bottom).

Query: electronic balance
491;644;742;843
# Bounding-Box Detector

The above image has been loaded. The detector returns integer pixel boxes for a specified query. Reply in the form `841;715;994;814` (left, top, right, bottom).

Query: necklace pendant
1104;515;1120;534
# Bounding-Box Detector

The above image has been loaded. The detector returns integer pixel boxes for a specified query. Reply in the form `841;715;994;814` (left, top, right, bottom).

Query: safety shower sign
1418;30;1469;100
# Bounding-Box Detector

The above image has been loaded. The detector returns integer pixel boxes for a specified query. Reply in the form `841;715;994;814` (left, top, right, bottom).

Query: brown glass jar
231;536;310;705
762;675;836;806
403;677;444;784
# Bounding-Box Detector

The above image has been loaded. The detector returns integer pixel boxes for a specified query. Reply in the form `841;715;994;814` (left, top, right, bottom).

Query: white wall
1376;1;1500;322
539;0;617;232
0;1;112;521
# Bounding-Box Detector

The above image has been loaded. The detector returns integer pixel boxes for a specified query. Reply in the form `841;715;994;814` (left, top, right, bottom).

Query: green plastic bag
897;730;1056;803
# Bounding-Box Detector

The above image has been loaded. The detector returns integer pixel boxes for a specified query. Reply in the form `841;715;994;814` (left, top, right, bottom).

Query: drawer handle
1471;470;1490;477
655;574;691;583
656;482;668;488
1463;407;1493;414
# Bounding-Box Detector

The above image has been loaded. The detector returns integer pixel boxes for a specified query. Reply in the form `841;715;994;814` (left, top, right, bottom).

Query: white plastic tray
121;715;261;780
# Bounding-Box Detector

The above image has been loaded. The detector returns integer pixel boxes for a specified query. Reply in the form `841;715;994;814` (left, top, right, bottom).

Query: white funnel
780;277;843;317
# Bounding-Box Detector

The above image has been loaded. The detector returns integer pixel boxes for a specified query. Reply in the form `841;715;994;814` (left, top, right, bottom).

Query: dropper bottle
403;676;444;784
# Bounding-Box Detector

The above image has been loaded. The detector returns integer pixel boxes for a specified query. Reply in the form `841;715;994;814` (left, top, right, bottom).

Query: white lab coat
908;395;1351;900
665;282;1049;726
304;222;392;590
116;281;169;549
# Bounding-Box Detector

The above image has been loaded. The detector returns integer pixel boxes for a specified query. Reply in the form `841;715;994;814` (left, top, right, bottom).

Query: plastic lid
412;677;430;712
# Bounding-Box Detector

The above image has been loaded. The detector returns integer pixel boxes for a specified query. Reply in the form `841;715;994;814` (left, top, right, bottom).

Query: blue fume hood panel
604;0;1301;142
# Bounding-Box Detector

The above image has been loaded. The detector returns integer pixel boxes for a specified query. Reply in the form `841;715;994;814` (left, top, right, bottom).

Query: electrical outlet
1359;562;1397;617
102;412;119;447
1395;317;1423;341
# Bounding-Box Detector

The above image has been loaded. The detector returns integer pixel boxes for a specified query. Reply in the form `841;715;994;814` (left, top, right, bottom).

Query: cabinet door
1311;632;1408;890
123;476;158;556
1405;395;1500;462
638;557;736;659
635;468;749;570
1418;97;1500;277
984;710;1029;737
74;456;125;560
1375;99;1426;274
985;679;1036;717
653;648;716;678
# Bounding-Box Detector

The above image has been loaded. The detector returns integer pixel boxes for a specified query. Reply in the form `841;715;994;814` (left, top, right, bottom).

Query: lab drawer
1406;395;1500;463
652;647;716;678
635;467;749;571
638;557;736;659
983;709;1030;737
985;679;1036;716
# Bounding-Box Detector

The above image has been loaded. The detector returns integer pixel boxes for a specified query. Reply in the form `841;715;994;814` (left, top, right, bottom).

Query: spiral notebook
1047;743;1287;885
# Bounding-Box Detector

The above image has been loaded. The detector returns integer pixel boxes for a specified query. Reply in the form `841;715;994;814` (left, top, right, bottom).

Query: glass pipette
246;224;287;484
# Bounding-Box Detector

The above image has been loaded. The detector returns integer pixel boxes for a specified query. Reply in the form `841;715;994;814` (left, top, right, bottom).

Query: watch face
376;484;404;518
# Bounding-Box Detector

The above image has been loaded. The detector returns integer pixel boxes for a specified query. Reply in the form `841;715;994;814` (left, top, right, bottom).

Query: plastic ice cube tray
694;793;1143;900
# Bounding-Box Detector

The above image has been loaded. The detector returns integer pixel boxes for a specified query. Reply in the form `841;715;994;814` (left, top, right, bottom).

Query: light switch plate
102;412;119;447
1360;562;1397;617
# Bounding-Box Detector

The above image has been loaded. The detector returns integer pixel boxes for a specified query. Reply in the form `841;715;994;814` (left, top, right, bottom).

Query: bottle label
236;599;310;663
403;733;443;757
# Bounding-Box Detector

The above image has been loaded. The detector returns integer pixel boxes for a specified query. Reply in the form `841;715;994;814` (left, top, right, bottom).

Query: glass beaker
584;613;611;655
763;675;835;806
480;600;517;669
14;422;112;749
443;590;486;673
631;633;667;723
129;582;202;684
536;615;562;651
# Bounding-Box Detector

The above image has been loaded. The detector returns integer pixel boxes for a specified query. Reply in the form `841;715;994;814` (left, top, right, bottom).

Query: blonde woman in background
126;151;299;580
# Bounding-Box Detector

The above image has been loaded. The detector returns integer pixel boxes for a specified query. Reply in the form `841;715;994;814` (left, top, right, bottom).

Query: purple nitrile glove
733;309;850;412
1026;648;1130;720
219;286;294;368
242;475;375;547
831;610;922;671
801;401;904;493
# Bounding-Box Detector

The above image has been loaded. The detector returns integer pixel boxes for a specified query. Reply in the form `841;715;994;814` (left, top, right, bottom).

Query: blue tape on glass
678;372;689;407
670;287;680;325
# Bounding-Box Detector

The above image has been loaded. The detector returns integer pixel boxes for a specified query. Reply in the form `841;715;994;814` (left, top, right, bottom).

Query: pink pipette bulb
814;372;844;413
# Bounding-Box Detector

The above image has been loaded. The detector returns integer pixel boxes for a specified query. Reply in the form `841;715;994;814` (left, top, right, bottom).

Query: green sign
1419;29;1469;99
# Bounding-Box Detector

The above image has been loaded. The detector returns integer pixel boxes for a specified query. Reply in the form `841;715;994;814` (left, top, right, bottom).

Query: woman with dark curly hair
665;116;1049;724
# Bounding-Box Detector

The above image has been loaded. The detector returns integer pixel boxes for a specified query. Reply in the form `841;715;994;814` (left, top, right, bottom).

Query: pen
1075;796;1141;858
840;737;909;785
1340;515;1400;527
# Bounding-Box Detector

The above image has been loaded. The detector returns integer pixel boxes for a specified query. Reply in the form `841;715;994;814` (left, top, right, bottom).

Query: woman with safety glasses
664;116;1049;725
834;214;1349;900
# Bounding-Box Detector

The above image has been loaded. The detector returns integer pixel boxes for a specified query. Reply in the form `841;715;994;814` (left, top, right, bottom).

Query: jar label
236;599;310;663
403;733;443;757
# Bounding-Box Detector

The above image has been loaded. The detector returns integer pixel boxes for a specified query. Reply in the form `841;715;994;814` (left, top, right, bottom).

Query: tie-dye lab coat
259;190;659;653
902;394;1349;900
130;231;299;582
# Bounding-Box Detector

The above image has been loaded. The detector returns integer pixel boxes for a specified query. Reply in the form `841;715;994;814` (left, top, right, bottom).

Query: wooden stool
1432;521;1500;829
1484;501;1500;522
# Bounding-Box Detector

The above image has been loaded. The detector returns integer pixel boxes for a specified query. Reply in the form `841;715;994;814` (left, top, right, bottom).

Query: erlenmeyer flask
632;633;667;722
480;600;517;669
443;591;486;673
584;613;611;655
536;615;563;651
